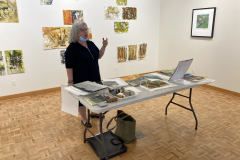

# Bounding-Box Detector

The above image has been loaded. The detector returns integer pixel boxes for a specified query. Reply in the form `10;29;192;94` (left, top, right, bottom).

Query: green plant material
0;0;19;23
196;14;209;28
0;51;6;75
117;46;127;62
138;43;147;60
42;27;71;50
122;7;137;20
5;50;25;74
116;0;127;6
114;22;129;33
158;69;175;76
128;44;137;60
141;80;169;89
105;6;121;20
183;76;208;82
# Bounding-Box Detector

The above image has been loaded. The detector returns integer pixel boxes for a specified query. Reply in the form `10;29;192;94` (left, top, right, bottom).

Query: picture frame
191;7;216;38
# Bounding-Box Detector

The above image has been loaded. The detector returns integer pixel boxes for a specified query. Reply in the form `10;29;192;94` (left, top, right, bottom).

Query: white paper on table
151;73;171;80
173;78;215;85
169;59;193;81
103;78;128;87
65;86;90;96
61;85;79;117
124;86;142;93
140;80;177;91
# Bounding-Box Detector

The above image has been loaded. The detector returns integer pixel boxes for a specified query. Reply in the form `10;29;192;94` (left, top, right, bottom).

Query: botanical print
122;7;137;20
141;80;169;89
0;0;19;23
63;10;84;25
141;74;163;80
5;50;25;74
138;43;147;60
40;0;53;5
183;76;207;82
0;51;6;75
114;22;129;33
127;77;149;87
116;0;127;6
128;44;137;61
63;10;72;25
196;14;209;28
104;6;121;20
42;27;71;50
158;69;175;76
88;27;92;39
117;46;127;63
71;10;84;23
60;50;65;65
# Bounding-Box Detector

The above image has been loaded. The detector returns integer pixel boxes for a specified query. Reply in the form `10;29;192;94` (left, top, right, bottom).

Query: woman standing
65;21;108;127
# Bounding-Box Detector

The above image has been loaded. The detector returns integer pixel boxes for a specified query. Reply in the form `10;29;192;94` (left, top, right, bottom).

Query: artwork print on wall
114;22;129;33
196;14;209;28
40;0;53;5
122;7;137;20
191;7;216;37
42;27;71;50
116;0;127;6
128;44;137;61
88;27;92;39
63;10;83;25
5;50;25;74
60;50;65;65
138;43;147;60
0;0;19;23
117;46;127;63
104;6;121;20
0;51;6;75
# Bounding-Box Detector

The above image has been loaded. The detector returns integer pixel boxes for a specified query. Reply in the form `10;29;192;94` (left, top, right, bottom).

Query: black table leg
84;109;91;143
189;88;198;130
83;109;109;160
99;113;109;160
165;88;198;130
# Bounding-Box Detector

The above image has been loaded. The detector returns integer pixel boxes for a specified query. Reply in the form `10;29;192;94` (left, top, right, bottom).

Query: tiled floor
0;86;240;159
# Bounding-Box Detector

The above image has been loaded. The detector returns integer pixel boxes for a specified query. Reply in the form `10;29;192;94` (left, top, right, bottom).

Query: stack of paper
65;86;90;96
73;81;108;93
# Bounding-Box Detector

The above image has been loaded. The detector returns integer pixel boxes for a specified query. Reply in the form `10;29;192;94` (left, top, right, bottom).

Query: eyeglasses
80;28;88;32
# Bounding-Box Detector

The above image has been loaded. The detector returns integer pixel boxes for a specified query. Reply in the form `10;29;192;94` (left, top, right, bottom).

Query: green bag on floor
107;110;136;144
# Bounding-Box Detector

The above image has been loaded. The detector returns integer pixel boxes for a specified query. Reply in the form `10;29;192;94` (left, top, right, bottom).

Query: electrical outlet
11;80;16;86
114;66;117;71
192;68;195;74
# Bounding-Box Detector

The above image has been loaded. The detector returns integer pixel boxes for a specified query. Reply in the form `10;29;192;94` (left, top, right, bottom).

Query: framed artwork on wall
191;7;216;38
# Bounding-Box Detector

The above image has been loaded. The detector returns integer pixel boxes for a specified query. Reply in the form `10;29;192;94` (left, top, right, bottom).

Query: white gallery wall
159;0;240;93
0;0;161;97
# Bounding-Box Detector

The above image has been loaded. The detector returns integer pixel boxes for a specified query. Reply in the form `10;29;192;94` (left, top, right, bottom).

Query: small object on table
97;102;108;107
122;90;135;97
109;87;125;96
116;93;125;98
106;97;118;103
123;91;130;96
129;90;135;96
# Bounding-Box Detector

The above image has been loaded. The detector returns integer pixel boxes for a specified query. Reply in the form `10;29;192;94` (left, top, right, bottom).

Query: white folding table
69;80;213;160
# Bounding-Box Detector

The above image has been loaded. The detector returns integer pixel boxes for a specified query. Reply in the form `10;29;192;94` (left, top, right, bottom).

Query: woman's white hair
68;21;88;43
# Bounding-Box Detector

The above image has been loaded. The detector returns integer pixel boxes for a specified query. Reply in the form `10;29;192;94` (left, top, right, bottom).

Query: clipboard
169;59;193;82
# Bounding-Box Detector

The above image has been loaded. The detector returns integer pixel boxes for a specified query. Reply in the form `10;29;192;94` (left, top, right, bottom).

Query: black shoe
90;114;105;118
81;120;92;127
